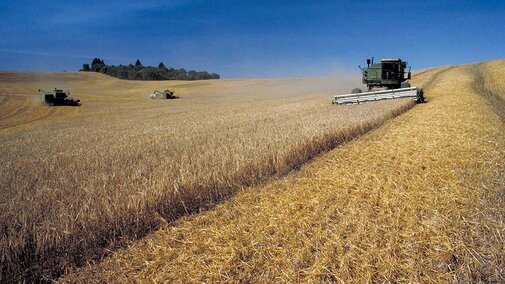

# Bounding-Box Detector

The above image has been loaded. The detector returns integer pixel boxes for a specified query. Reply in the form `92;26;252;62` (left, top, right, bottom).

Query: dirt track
63;61;505;283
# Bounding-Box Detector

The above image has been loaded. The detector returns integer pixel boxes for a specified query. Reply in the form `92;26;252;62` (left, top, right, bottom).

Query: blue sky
0;0;504;78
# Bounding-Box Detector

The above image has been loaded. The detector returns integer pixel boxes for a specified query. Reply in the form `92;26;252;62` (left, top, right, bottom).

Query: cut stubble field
0;71;416;281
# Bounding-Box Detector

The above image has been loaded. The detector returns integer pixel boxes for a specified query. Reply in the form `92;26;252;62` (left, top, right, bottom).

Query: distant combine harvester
149;89;179;99
38;89;81;106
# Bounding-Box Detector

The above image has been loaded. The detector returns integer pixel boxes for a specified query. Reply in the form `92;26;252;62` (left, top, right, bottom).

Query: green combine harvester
333;58;424;104
39;88;81;106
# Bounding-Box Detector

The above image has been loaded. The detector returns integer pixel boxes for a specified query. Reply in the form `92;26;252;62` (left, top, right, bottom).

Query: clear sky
0;0;504;78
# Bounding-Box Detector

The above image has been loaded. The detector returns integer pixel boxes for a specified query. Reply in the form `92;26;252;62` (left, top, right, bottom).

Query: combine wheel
401;82;411;88
351;88;362;94
417;89;426;103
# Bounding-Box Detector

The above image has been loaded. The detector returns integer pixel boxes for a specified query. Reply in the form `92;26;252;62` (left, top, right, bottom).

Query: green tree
81;57;220;81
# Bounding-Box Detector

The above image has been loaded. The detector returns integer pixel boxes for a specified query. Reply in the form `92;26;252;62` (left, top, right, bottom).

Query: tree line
81;58;220;80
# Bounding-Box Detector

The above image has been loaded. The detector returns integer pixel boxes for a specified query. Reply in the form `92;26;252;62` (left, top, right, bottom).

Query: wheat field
0;71;417;281
63;60;505;283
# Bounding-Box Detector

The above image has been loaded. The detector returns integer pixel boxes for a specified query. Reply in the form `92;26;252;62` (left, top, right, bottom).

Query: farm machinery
333;58;424;105
39;89;81;106
149;89;179;99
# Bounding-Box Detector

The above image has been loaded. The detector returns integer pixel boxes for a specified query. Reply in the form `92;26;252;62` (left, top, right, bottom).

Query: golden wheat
0;72;413;281
63;60;505;283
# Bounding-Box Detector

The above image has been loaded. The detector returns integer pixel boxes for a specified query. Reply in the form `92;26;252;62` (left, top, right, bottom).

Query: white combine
333;58;424;105
149;89;178;99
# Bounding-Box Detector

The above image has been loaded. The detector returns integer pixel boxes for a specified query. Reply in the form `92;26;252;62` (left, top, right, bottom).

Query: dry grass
62;60;505;283
0;72;415;281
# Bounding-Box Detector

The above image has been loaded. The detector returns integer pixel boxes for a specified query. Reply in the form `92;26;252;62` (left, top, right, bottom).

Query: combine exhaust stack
334;57;424;105
333;87;424;105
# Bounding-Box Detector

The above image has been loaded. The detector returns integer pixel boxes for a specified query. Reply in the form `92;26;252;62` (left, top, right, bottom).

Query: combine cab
149;89;179;99
39;89;81;106
333;58;424;105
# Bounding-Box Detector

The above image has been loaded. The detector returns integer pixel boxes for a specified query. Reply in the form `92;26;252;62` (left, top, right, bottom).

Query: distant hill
80;58;220;80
